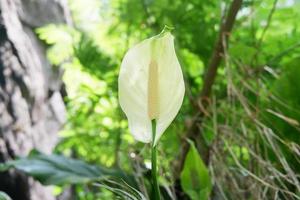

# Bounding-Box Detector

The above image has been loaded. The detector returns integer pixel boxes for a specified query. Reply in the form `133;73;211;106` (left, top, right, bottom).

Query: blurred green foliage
32;0;300;199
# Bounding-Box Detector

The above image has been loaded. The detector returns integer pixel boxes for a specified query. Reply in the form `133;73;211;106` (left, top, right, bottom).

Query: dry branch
174;0;243;177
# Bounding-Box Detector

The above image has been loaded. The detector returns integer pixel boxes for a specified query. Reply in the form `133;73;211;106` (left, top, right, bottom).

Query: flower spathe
118;29;185;146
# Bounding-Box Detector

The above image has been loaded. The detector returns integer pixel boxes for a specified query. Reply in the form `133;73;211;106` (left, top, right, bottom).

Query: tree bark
0;0;69;199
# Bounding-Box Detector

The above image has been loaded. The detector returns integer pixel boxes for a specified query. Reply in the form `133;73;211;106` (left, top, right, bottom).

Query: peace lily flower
118;28;185;146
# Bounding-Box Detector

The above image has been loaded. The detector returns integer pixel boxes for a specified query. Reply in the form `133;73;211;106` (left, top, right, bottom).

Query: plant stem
151;120;160;200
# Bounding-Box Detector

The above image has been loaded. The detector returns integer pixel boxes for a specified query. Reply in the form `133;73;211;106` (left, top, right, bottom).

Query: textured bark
0;0;69;199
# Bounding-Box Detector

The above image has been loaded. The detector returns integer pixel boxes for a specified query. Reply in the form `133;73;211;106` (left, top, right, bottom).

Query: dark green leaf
0;151;133;186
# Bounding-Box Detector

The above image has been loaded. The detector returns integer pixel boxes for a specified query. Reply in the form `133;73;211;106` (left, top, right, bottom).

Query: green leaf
0;163;9;171
0;191;12;200
180;140;212;200
0;151;132;186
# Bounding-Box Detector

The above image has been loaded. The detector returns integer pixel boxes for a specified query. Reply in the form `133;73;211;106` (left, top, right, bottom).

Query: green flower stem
151;120;160;200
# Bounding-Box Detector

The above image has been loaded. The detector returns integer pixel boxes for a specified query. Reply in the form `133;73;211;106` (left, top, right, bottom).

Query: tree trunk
0;0;69;199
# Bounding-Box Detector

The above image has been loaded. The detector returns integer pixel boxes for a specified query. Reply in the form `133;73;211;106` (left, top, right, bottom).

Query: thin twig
252;0;278;65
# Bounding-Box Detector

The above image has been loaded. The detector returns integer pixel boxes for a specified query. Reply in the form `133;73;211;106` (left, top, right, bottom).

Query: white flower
118;30;185;146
